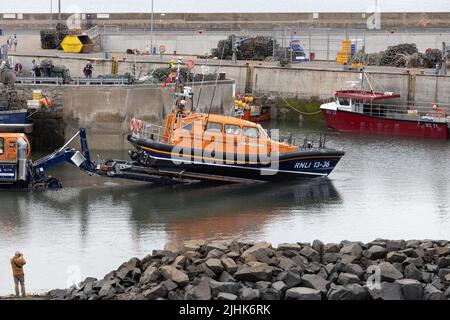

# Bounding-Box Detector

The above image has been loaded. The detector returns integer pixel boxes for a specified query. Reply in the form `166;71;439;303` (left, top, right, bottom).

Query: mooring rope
278;94;323;115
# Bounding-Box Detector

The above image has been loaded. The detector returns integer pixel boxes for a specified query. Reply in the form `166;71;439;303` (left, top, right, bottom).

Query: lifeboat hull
128;136;344;182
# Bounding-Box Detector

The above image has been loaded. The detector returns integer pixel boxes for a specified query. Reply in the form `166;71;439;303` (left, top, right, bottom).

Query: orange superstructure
0;133;31;162
161;112;297;156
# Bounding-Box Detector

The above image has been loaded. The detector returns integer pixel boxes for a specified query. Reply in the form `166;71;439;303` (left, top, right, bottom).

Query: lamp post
150;0;154;55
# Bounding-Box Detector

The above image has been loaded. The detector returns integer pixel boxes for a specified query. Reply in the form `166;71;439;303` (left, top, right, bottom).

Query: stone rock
140;266;160;285
142;284;167;300
317;267;328;280
368;282;403;300
272;281;288;293
299;246;320;262
206;242;228;253
277;243;301;251
395;279;424;300
217;292;238;300
221;258;237;274
285;287;321;300
327;284;369;300
161;279;178;292
239;287;260;300
168;291;182;300
445;286;450;298
312;240;324;254
116;258;140;280
386;252;407;263
218;271;236;283
98;282;116;300
234;261;273;282
437;257;450;268
340;243;363;259
241;241;272;259
402;257;423;268
183;250;202;261
260;287;282;300
301;274;330;294
435;246;450;257
284;269;302;288
324;243;340;254
336;263;364;278
278;256;296;270
205;259;224;274
425;264;438;272
365;245;387;260
337;273;360;285
386;240;406;252
378;262;404;282
209;280;239;297
172;256;187;269
404;263;422;281
185;278;212;300
399;248;417;258
206;249;225;259
160;265;189;286
322;253;341;264
183;240;204;252
48;289;67;300
424;284;445;300
152;250;176;259
437;268;450;280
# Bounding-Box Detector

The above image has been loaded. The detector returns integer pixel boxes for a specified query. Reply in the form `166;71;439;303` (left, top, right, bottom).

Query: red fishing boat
320;89;450;139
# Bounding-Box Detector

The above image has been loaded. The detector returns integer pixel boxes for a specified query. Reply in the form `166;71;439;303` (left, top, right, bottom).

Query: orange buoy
130;118;136;131
136;119;143;131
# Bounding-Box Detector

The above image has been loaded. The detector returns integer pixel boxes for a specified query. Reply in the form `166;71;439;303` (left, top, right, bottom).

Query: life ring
158;45;166;54
130;118;136;131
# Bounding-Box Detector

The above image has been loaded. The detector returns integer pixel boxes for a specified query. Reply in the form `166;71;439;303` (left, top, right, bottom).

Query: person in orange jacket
10;251;26;297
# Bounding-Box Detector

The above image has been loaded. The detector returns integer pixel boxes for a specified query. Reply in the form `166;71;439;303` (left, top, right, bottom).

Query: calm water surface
1;120;450;295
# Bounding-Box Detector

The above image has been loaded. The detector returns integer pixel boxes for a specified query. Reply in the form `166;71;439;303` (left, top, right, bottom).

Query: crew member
10;251;26;297
432;104;445;117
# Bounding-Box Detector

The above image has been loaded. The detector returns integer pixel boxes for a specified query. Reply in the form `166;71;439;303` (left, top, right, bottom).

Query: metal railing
72;77;131;85
15;77;63;85
350;102;450;122
16;76;132;86
84;25;99;39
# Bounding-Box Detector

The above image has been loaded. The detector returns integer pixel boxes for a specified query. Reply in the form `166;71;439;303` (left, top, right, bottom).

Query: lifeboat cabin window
181;123;192;132
205;122;222;133
224;124;241;135
243;126;260;138
0;138;3;154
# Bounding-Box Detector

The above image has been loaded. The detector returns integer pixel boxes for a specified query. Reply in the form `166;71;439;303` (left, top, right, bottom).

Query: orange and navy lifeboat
127;111;344;182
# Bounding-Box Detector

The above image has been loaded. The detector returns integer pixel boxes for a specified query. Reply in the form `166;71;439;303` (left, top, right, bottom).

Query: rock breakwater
48;239;450;300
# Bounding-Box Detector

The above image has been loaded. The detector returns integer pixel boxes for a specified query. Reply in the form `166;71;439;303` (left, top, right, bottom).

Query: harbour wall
12;53;450;106
14;81;234;151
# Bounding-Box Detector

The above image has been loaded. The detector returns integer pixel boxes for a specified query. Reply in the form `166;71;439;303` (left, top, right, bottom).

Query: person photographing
10;251;26;297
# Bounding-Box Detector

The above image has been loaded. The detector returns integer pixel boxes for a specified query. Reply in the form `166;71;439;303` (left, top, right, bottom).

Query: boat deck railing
350;102;450;123
280;133;332;150
133;123;165;142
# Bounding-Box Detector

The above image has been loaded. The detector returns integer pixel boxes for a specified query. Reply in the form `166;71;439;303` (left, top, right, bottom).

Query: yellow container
32;90;42;100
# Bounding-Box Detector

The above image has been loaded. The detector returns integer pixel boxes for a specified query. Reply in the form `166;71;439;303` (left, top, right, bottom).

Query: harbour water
1;120;450;295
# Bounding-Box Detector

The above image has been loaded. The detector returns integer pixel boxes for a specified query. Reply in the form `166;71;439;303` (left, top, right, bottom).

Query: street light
150;0;154;55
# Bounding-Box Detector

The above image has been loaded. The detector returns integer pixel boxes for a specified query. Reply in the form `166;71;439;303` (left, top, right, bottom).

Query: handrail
16;76;62;85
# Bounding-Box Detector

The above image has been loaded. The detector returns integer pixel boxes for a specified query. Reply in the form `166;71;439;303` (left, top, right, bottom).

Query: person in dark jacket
10;251;26;297
84;61;93;78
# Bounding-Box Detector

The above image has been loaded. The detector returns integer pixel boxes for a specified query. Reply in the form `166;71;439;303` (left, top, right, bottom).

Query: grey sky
2;0;450;13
